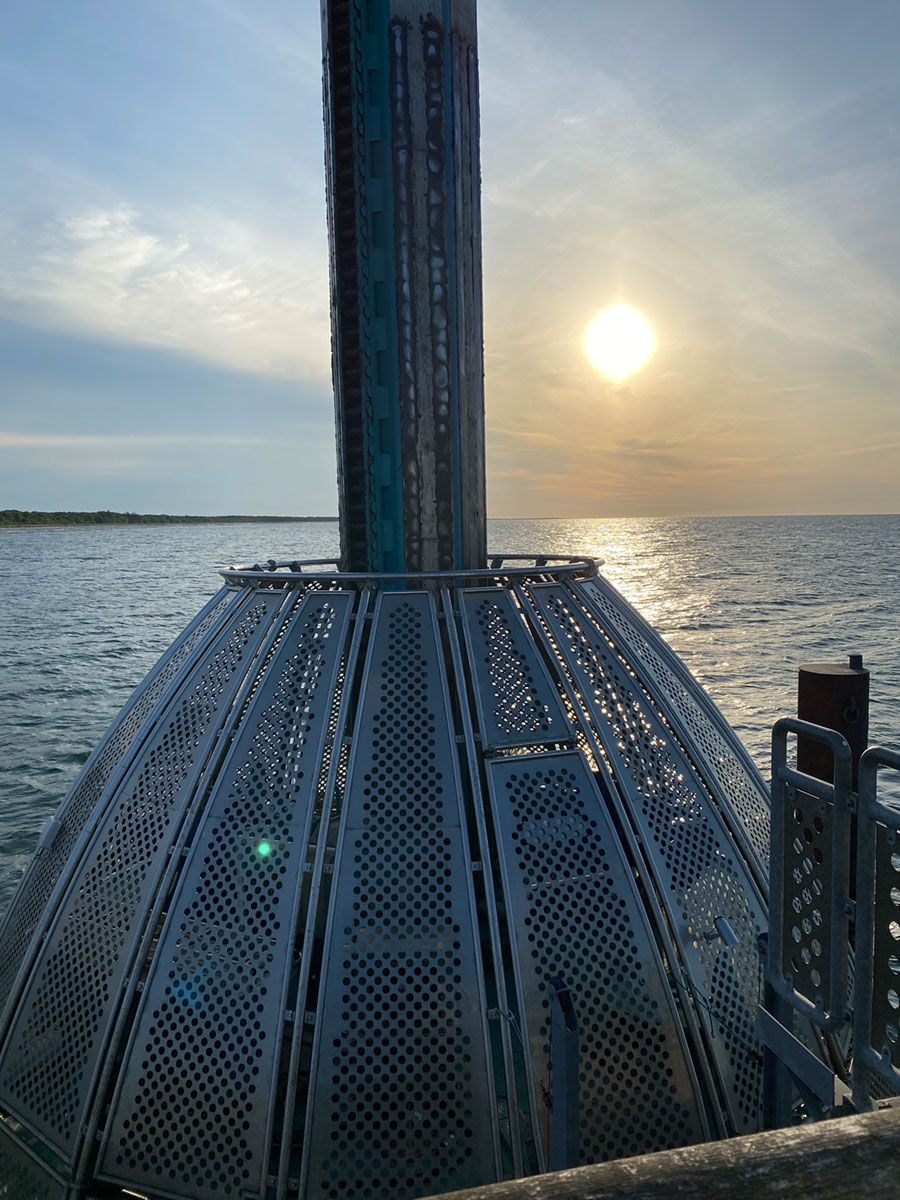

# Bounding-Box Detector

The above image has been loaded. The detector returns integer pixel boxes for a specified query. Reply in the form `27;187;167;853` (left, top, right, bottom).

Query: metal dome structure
0;2;775;1197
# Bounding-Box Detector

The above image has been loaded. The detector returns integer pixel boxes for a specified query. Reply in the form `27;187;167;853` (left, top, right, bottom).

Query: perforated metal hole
0;600;271;1153
530;585;763;1130
0;589;238;1019
306;594;494;1199
580;578;770;865
489;754;705;1164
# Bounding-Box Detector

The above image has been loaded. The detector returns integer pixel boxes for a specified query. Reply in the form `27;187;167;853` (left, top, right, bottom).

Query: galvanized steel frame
95;590;353;1199
441;586;530;1177
768;718;852;1030
273;586;372;1200
298;589;501;1197
853;746;900;1107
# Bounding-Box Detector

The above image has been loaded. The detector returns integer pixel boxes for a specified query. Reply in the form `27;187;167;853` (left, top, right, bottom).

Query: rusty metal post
797;656;869;791
797;655;869;900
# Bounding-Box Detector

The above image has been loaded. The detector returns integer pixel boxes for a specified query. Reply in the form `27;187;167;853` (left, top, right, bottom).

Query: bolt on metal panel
486;750;710;1165
578;576;771;871
527;583;766;1134
98;592;353;1200
0;586;241;1027
303;590;498;1199
0;592;282;1161
459;587;569;752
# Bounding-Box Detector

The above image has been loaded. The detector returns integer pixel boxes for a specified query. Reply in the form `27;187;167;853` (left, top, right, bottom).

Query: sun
585;304;656;381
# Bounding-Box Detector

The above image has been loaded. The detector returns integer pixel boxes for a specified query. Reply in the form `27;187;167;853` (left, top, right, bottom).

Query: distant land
0;510;336;527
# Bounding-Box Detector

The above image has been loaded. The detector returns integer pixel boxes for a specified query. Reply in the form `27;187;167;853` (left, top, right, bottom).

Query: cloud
0;205;332;382
0;431;264;449
0;428;269;482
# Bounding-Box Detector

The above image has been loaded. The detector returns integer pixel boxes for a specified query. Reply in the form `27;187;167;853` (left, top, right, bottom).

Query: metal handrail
220;554;601;587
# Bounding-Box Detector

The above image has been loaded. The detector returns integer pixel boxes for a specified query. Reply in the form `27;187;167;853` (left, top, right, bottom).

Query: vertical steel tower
324;0;486;573
0;3;779;1198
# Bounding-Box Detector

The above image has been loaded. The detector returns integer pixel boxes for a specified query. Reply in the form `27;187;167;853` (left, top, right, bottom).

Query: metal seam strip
273;586;372;1200
431;590;502;1178
440;585;525;1177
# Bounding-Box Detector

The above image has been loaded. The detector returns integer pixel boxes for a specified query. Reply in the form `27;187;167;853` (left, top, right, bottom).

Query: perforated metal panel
579;576;770;870
487;751;708;1164
99;592;352;1199
780;790;835;1017
0;559;780;1196
460;588;569;751
303;591;498;1199
862;813;900;1087
526;583;766;1133
0;1123;66;1200
0;587;239;1027
0;591;281;1160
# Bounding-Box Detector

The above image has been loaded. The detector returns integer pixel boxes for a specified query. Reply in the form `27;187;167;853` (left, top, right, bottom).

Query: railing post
797;656;869;791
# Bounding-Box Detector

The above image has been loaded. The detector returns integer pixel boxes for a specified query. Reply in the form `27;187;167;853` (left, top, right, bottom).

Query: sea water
1;514;898;914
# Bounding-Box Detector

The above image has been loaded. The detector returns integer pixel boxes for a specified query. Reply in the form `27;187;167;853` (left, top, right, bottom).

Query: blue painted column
322;0;486;573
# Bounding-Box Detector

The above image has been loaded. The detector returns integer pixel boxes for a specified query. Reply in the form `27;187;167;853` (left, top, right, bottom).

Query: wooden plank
434;1107;900;1200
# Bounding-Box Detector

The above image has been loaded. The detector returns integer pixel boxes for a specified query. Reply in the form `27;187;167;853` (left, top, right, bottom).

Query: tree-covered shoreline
0;510;336;527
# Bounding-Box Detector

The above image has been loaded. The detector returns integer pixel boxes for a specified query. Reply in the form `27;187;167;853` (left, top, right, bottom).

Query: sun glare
585;304;656;381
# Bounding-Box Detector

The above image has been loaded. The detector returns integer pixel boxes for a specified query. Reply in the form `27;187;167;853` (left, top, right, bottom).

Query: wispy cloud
0;431;264;449
0;205;331;381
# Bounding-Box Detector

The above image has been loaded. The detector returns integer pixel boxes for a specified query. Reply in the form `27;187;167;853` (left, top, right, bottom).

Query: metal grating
578;576;770;869
0;593;280;1159
460;588;568;751
0;1123;66;1200
780;789;834;1016
99;593;352;1200
0;562;782;1194
487;751;708;1164
852;748;900;1106
303;591;497;1199
0;587;240;1026
866;817;900;1082
527;583;765;1133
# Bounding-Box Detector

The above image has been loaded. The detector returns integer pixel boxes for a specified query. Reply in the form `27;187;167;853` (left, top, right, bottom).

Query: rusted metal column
797;656;869;791
322;0;487;574
797;655;869;899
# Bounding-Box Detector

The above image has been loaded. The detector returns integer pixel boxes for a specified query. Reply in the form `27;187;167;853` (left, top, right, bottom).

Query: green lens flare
257;840;272;858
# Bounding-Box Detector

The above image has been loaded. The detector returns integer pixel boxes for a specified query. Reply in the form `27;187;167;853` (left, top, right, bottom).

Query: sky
1;0;899;518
